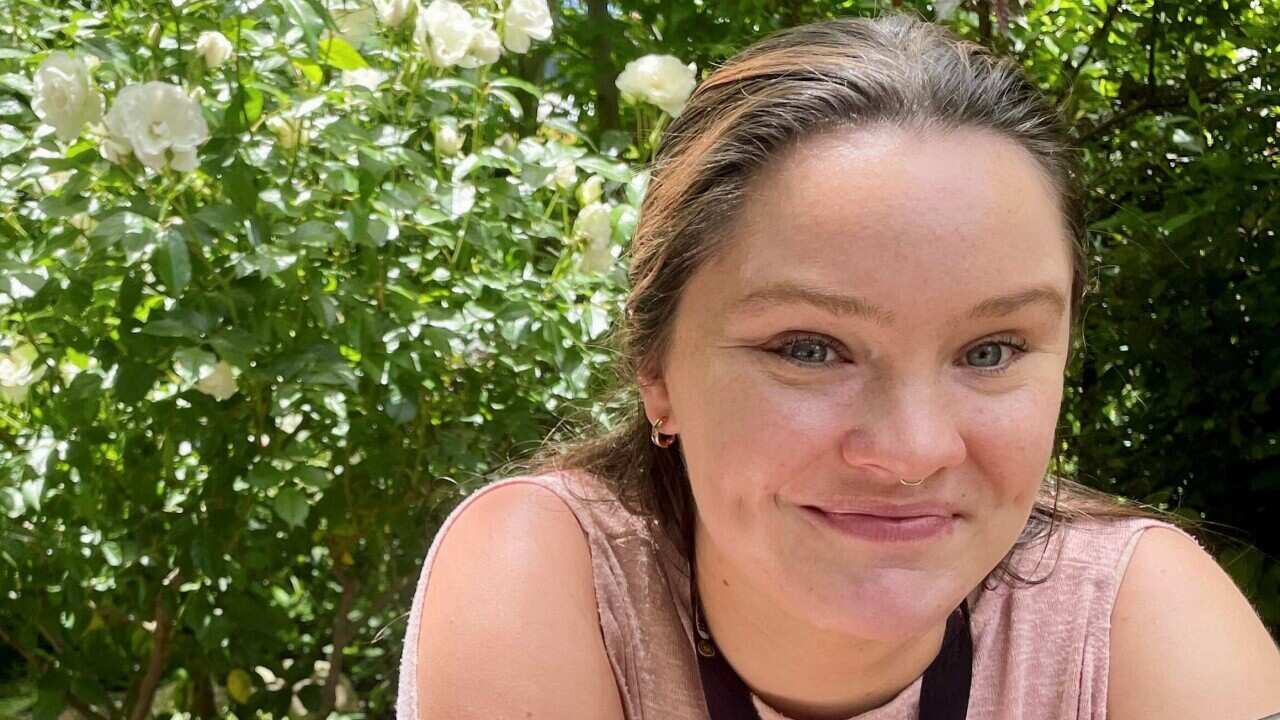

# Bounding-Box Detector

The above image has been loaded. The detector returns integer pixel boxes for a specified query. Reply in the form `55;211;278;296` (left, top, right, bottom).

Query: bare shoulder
1108;525;1280;719
415;481;626;720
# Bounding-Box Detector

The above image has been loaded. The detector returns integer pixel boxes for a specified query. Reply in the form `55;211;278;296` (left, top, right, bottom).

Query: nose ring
900;477;926;487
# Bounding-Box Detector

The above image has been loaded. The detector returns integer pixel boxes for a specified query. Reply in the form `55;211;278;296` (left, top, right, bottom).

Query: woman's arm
415;482;627;720
1109;527;1280;719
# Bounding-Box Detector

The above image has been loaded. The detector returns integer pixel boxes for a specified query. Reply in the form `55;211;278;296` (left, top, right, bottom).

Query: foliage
0;0;1275;717
0;0;634;716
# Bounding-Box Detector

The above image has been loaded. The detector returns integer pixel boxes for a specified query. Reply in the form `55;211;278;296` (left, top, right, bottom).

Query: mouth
801;505;957;543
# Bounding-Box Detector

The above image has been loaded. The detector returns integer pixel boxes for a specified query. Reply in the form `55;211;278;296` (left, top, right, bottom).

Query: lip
801;505;958;543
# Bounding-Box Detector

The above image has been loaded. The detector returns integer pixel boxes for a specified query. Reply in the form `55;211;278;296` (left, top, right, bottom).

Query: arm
1108;527;1280;719
415;482;627;720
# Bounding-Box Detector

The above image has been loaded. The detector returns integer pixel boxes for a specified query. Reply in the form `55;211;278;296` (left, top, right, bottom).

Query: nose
840;378;968;484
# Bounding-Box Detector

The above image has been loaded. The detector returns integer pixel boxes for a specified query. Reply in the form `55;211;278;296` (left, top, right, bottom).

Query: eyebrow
728;281;1067;326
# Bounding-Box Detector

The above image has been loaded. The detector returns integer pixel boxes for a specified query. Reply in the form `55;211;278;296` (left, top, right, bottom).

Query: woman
398;13;1280;720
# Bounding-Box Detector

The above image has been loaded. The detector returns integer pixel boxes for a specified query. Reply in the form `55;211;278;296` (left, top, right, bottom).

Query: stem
128;590;174;720
317;566;361;716
449;223;467;268
470;66;489;153
648;112;669;163
541;188;562;220
171;3;182;83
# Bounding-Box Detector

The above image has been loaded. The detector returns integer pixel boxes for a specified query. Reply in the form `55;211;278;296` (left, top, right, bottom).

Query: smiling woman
399;11;1280;720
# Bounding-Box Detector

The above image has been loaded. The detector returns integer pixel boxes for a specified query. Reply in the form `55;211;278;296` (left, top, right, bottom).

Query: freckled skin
640;124;1075;715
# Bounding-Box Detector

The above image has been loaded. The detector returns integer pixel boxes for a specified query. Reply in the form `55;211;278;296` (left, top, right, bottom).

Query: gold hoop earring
650;417;676;448
900;477;925;487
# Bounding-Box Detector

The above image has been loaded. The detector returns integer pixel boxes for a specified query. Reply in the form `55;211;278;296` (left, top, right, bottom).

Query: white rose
375;0;416;27
416;0;476;68
458;17;501;68
434;123;465;156
493;132;517;153
32;52;104;143
266;116;305;150
342;68;387;90
195;31;234;68
615;54;698;117
502;0;552;54
195;360;238;401
579;234;614;274
552;158;577;190
0;344;47;404
334;6;378;46
573;202;612;246
575;174;604;205
102;82;209;172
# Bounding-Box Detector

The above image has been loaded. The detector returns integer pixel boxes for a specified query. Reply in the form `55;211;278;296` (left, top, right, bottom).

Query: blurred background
0;0;1276;717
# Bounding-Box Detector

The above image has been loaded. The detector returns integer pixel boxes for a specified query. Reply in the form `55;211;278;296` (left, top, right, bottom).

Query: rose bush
0;0;662;716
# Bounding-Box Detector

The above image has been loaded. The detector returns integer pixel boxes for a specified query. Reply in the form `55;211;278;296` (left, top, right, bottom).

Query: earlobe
636;366;677;434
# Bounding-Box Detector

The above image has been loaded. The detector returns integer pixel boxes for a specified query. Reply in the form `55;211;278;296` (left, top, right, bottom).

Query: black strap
693;570;972;720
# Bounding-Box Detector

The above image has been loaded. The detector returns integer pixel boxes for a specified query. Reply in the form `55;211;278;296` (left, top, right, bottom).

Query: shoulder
413;474;626;719
1107;523;1280;719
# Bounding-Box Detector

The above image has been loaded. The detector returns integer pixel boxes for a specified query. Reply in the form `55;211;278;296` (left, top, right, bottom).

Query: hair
502;11;1191;586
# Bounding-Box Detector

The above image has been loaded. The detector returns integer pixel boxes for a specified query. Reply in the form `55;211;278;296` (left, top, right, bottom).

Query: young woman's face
641;124;1074;640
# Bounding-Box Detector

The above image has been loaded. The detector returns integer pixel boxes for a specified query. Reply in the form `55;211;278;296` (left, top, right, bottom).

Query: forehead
696;124;1073;321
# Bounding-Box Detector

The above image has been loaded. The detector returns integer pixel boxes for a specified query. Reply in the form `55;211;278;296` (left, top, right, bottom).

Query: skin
414;121;1280;720
639;123;1076;719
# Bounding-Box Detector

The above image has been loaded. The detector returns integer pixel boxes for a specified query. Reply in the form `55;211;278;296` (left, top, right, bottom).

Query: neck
694;522;948;720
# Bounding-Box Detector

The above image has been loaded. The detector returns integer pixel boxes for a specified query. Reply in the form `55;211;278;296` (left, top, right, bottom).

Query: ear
636;361;679;434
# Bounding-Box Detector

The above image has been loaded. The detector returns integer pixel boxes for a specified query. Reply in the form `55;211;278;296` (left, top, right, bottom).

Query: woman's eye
769;335;843;367
966;342;1006;368
963;336;1030;375
767;334;1029;374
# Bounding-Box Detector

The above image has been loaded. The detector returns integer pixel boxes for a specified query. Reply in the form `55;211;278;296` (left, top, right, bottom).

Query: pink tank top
396;469;1185;719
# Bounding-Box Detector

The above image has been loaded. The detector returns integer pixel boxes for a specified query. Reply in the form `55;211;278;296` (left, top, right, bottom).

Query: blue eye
769;335;844;368
963;336;1030;376
967;342;1006;368
767;333;1030;375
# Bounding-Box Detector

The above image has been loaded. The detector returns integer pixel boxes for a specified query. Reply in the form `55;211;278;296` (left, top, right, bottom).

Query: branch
0;624;45;672
1075;71;1248;143
587;0;620;132
128;591;175;720
976;0;993;45
1058;1;1122;105
316;568;361;717
1146;4;1159;93
67;696;113;720
0;626;113;720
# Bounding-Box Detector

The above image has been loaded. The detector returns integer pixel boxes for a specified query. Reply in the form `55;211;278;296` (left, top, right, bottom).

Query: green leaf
0;262;49;300
318;36;369;70
489;76;542;97
578;156;633;183
427;77;479;92
296;466;331;490
248;463;285;490
154;230;192;294
273;487;310;528
385;384;417;425
625;169;650;206
289;221;341;248
280;0;325;49
223;160;259;217
292;57;325;85
488;88;523;119
0;123;28;158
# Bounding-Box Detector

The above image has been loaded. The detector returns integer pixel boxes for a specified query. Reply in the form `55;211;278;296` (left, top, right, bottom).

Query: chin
788;570;966;641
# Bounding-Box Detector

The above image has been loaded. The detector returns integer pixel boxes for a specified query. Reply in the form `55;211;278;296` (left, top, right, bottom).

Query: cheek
961;381;1063;505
